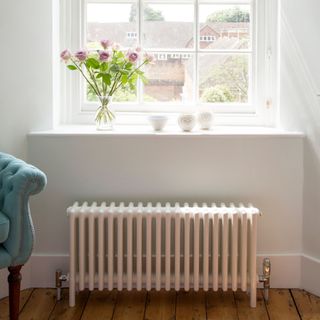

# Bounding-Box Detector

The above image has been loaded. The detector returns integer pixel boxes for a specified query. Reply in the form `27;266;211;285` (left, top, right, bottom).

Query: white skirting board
0;253;306;299
302;254;320;297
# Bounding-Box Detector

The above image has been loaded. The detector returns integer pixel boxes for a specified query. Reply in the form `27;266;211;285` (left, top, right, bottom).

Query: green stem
71;58;100;97
108;71;121;96
95;105;115;123
110;76;121;96
85;64;103;97
112;60;148;94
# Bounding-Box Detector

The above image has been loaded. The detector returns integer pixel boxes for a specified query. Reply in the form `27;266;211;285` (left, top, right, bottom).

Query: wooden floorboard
48;289;89;320
206;290;238;320
265;289;301;320
291;289;320;320
234;289;269;320
112;290;147;320
19;288;57;320
0;288;33;320
81;290;117;320
2;288;320;320
176;290;206;320
144;290;176;320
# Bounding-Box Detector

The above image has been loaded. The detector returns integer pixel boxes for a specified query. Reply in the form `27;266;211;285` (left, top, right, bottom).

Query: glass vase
95;96;115;131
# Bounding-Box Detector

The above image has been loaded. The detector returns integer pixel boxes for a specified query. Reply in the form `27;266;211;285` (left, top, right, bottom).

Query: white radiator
68;202;260;307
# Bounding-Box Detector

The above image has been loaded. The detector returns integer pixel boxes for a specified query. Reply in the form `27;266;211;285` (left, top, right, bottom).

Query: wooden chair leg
8;265;23;320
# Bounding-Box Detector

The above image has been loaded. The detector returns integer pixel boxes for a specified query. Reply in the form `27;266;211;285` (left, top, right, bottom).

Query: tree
201;85;234;103
206;7;250;23
200;55;248;103
129;4;165;22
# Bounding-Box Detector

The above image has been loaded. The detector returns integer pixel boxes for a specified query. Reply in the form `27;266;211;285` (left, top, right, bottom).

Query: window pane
199;5;251;50
143;53;194;103
87;3;138;49
142;4;194;49
199;54;249;104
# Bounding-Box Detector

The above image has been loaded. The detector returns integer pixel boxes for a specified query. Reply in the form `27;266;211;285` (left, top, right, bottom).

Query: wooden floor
1;288;320;320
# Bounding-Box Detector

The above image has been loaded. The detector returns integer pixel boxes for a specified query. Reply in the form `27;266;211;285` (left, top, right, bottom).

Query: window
60;0;278;126
126;32;138;39
200;35;216;42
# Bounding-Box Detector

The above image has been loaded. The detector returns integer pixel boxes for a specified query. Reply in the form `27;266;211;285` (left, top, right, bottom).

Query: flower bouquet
61;40;154;130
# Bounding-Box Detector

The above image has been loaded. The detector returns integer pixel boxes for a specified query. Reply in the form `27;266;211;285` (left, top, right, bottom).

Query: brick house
88;21;249;101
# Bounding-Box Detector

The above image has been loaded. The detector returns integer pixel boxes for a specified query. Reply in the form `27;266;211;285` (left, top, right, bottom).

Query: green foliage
67;65;77;70
64;46;151;105
201;85;234;103
113;89;136;102
86;57;100;69
143;94;156;102
206;7;250;23
87;85;136;102
129;4;165;22
200;55;248;103
87;86;157;103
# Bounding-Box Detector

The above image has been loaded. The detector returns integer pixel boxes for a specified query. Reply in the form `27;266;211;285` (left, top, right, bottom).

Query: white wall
0;0;53;159
0;0;54;299
25;132;304;290
280;0;320;295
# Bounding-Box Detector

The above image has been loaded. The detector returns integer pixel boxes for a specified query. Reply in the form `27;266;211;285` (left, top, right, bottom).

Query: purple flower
100;39;112;49
127;50;139;63
99;50;111;62
144;53;155;64
75;50;88;62
60;49;71;62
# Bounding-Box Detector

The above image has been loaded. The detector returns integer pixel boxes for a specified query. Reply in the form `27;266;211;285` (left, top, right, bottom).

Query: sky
87;3;250;23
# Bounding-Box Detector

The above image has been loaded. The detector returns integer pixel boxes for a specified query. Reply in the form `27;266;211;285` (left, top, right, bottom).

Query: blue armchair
0;152;46;320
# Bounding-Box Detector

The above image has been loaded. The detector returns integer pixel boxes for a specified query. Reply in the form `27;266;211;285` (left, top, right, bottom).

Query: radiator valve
55;269;69;301
259;258;271;303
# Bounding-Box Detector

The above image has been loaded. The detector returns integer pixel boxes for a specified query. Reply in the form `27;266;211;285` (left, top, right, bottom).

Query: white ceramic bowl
178;113;196;132
148;115;168;131
198;111;214;130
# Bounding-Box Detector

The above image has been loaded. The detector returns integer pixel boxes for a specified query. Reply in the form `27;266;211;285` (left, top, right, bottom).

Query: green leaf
121;74;128;85
120;70;129;75
67;65;77;70
100;62;108;72
86;58;100;69
102;73;111;86
110;65;120;72
129;83;135;91
130;73;138;83
116;51;125;59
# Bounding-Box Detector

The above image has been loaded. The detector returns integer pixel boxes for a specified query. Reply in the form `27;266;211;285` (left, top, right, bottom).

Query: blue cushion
0;211;9;243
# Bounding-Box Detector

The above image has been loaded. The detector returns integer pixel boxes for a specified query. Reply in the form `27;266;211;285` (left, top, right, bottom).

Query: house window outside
126;32;137;39
62;0;278;125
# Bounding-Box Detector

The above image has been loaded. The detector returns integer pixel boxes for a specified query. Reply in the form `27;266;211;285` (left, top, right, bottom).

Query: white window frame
59;0;279;126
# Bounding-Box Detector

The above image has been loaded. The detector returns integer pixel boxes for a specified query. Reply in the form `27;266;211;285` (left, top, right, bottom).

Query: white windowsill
29;125;304;138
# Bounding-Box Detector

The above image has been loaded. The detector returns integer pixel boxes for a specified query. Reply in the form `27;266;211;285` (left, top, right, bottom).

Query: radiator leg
250;215;258;308
69;286;75;307
250;287;257;308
